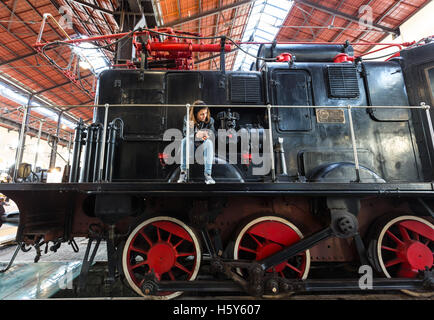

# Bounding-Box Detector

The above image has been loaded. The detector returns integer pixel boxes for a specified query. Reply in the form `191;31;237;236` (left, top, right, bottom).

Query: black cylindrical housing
69;120;86;183
92;124;103;182
104;123;119;182
80;124;97;182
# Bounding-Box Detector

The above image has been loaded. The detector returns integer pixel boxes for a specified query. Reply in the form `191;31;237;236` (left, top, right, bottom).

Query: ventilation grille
327;66;359;98
230;75;262;103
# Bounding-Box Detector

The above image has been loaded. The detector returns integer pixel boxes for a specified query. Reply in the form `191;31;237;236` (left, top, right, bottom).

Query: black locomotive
1;38;433;299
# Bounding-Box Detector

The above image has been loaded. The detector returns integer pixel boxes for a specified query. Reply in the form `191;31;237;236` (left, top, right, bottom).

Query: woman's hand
196;130;209;140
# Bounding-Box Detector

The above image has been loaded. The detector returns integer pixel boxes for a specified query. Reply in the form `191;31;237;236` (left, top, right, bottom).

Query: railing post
267;104;276;181
421;102;434;154
33;120;44;171
67;132;73;167
49;111;63;169
98;103;109;182
347;105;360;182
185;103;191;181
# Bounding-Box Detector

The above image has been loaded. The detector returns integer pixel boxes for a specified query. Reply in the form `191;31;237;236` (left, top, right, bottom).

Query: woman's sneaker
177;171;187;183
204;174;215;184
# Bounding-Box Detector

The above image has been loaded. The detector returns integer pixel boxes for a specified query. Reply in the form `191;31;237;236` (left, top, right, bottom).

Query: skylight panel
253;35;269;43
250;2;264;16
0;82;76;129
233;0;294;70
255;29;274;40
0;83;38;106
263;5;285;19
267;0;293;11
73;38;109;75
33;107;76;129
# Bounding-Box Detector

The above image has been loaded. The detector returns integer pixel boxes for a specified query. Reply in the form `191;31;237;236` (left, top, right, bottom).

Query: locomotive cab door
270;69;313;132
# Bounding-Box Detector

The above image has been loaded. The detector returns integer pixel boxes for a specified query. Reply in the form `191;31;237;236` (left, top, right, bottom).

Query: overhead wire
39;28;433;78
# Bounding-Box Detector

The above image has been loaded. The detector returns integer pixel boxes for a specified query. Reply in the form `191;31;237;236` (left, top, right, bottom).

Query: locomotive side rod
258;227;334;271
258;210;358;272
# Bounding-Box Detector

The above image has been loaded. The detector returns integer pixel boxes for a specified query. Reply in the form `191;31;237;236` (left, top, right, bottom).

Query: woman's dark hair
189;100;210;124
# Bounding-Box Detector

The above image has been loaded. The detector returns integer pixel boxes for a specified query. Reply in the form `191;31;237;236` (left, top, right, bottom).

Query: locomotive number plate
315;108;345;123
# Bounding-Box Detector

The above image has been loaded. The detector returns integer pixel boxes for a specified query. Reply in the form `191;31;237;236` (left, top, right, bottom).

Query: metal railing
11;102;433;183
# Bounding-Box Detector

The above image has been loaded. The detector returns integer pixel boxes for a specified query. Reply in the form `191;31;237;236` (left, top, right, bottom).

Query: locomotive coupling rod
258;227;334;271
153;280;243;293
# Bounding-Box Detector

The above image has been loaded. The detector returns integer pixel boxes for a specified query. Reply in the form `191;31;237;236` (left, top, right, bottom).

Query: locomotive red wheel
122;216;201;299
234;216;310;280
369;215;433;279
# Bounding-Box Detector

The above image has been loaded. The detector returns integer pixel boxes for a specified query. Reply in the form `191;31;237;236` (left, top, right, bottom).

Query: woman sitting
178;100;216;184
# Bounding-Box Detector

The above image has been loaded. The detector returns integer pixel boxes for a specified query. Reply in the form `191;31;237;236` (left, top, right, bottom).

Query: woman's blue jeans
180;137;214;175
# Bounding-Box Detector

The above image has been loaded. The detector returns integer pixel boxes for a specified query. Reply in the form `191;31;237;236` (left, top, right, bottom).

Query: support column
13;95;32;181
49;111;62;169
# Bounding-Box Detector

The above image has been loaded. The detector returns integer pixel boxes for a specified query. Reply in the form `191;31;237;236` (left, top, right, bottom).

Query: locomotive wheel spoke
285;262;302;275
175;262;192;275
386;230;404;245
168;271;175;280
385;257;403;268
132;260;148;269
139;230;153;247
239;245;257;254
131;245;148;256
173;239;184;249
176;252;195;257
156;226;162;242
398;224;411;241
248;232;264;248
381;245;398;252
